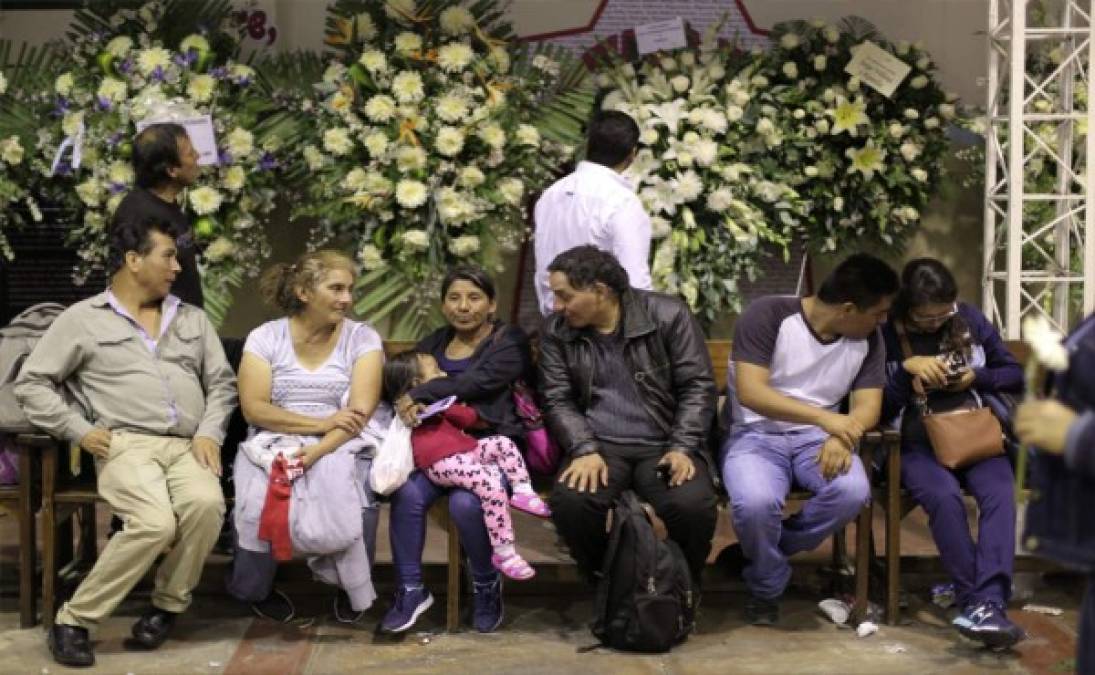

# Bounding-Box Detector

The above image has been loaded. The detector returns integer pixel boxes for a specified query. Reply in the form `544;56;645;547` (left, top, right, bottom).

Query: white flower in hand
1023;315;1069;372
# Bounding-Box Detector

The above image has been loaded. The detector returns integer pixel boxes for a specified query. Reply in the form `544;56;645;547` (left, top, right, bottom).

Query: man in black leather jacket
540;245;718;584
1015;312;1095;671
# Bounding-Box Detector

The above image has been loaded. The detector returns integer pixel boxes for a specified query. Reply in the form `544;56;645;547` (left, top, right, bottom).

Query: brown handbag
895;321;1005;470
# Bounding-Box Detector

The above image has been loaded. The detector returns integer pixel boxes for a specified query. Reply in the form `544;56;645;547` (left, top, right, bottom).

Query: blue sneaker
952;601;1024;649
380;585;434;633
471;576;504;633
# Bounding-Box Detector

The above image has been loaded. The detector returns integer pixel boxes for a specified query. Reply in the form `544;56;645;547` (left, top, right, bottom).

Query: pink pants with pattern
423;435;530;548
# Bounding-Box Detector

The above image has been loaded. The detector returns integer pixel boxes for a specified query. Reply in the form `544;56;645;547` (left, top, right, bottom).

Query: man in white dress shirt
533;111;653;316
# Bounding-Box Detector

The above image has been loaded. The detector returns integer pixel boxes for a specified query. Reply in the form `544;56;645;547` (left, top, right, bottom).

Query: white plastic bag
369;415;413;495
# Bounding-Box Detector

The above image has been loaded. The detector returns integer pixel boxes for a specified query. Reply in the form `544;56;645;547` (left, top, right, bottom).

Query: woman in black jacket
379;266;533;635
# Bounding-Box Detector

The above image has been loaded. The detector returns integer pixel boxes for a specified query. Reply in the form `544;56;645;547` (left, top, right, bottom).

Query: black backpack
590;491;695;653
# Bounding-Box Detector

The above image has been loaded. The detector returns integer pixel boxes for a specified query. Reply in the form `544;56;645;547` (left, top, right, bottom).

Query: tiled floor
0;501;1082;674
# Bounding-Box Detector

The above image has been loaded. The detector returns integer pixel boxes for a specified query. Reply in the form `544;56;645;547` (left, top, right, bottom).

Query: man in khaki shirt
16;212;236;668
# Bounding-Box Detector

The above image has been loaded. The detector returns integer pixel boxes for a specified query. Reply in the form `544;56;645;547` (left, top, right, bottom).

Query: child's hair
382;350;424;403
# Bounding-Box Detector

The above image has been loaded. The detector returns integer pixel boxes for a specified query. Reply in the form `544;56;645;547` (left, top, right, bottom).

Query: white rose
911;168;929;182
55;72;75;96
900;141;922;162
359;50;387;74
105;35;134;58
97;77;127;103
725;105;744;123
706;187;733;212
107;161;133;185
478;124;506;150
815;118;830;134
650;216;671;239
804;166;819;177
226;127;253;158
782;62;798;79
188;186;223;215
917;56;931;70
833;196;844;212
888;122;906;138
750;75;769;89
693;138;718;167
223;165;246;192
360;243;386;271
680;52;696;67
459;166;485;188
910;75;929;89
204;237;236;262
136;47;172;76
435;93;469;122
640;127;659;145
437;42;475;73
707;64;726;80
903;206;920;221
62;111;84;137
401;228;430;251
671;75;690;93
498;178;524;206
391;71;424;103
732;90;751;107
515;124;540;147
896;41;911;56
76;180;102;207
793;108;806;120
395;145;426;172
938;103;956;120
184;74;215;103
488;47;510;74
393;32;423;55
322;63;346;83
395;179;428;209
364;94;397;122
780;33;801;50
924;116;940;129
439;6;476;35
345;168;371;192
756;118;775;135
435;126;465;157
660;57;677;72
823;26;841;43
449;235;480;257
904;108;919;120
323;128;354;156
813;55;827;71
363;132;389;157
0;136;24;165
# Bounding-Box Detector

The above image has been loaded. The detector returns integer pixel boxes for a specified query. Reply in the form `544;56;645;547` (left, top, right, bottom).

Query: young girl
384;351;550;580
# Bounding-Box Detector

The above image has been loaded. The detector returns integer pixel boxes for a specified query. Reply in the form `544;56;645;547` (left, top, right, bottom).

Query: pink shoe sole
510;493;552;518
492;552;536;580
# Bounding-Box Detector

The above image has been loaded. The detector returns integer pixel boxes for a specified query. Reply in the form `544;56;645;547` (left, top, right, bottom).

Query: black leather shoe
48;623;95;667
129;608;178;650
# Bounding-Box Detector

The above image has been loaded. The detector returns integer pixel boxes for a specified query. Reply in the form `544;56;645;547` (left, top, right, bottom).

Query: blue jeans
720;427;870;600
388;471;496;587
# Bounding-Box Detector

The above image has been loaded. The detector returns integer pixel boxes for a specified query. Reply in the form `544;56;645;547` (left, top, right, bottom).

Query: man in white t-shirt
720;254;899;625
533;111;653;316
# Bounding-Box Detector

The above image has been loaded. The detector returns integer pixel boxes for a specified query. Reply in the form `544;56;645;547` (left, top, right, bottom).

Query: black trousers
549;442;718;583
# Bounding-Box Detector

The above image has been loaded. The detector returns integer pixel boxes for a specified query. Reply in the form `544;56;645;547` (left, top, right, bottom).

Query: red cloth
257;454;293;561
411;403;479;470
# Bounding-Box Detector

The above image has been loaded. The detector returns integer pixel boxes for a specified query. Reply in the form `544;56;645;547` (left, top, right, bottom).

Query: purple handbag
512;380;562;475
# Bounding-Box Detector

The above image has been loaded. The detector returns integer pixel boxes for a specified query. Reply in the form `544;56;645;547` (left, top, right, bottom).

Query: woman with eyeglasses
880;258;1025;649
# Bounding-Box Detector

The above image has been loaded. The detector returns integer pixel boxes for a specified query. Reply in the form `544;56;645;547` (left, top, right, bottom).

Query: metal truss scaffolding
983;0;1095;338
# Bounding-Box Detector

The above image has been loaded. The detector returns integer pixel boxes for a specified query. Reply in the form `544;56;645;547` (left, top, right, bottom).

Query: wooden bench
18;339;880;630
0;436;38;627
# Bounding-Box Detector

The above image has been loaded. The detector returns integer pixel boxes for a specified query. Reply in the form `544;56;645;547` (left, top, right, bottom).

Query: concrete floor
0;503;1083;674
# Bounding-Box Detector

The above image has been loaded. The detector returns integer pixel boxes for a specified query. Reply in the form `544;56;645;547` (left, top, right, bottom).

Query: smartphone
417;395;457;421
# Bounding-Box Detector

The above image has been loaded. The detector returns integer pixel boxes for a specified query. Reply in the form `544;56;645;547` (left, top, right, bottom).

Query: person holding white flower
1015;311;1095;670
113;123;204;307
533;111;653;316
880;258;1024;649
